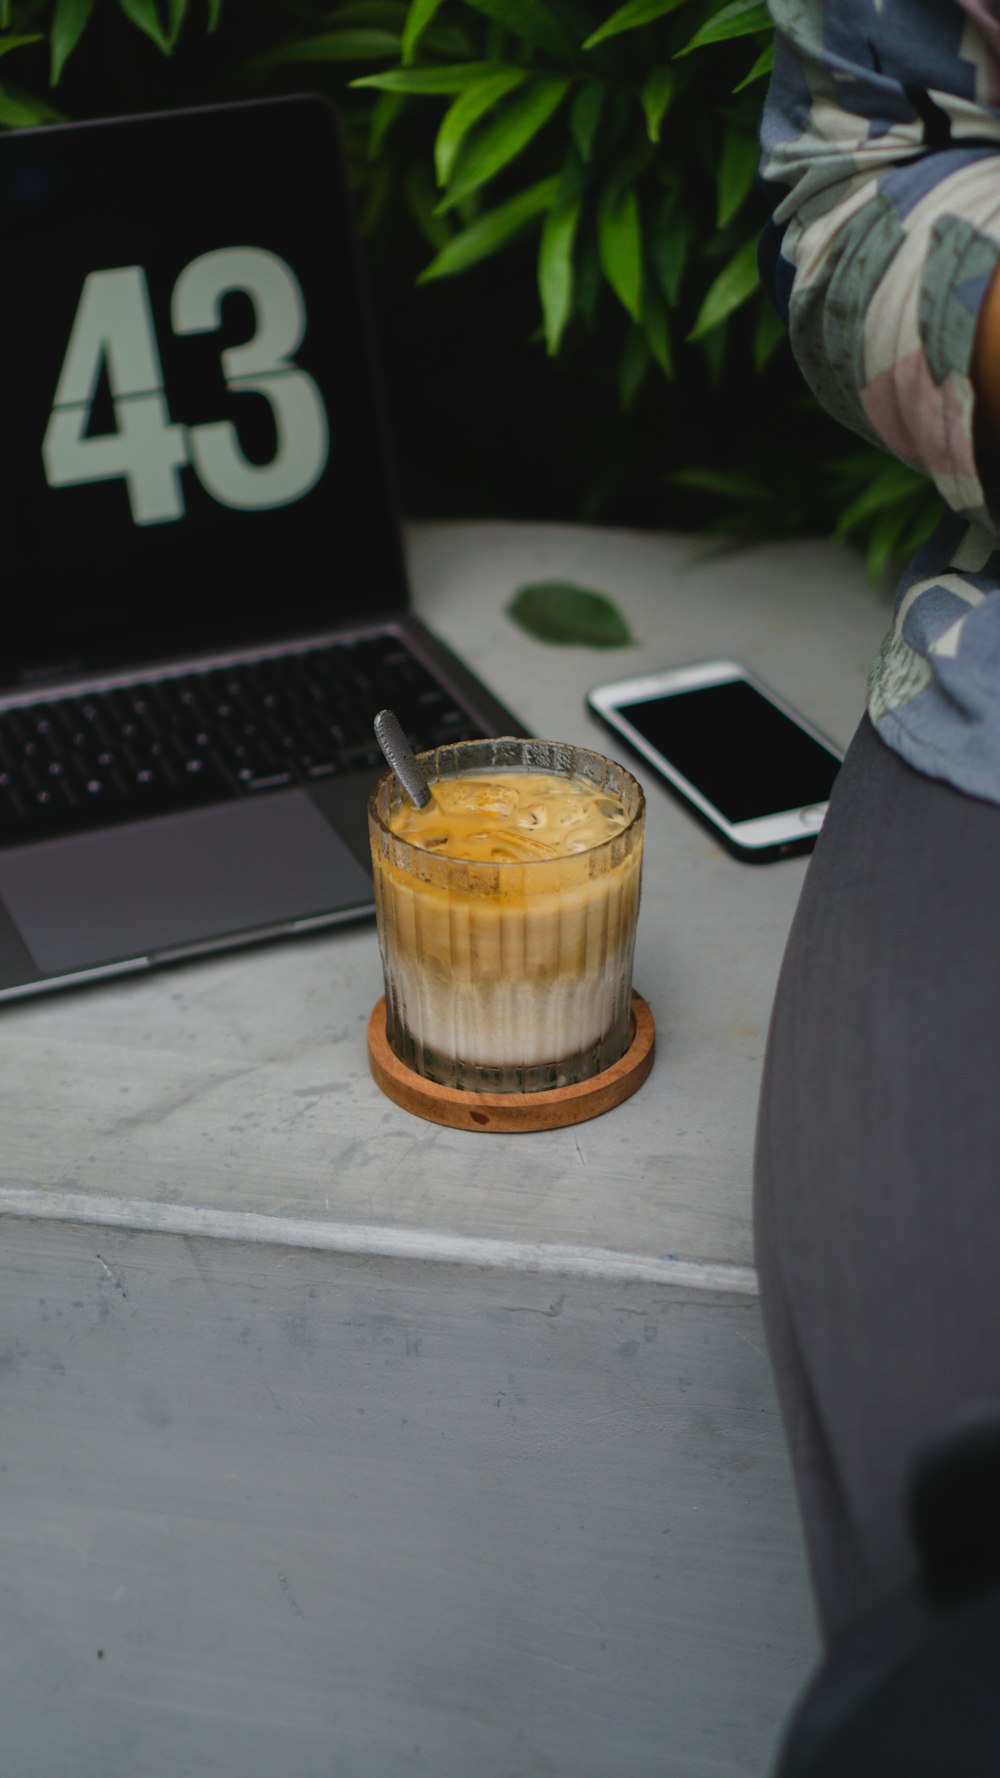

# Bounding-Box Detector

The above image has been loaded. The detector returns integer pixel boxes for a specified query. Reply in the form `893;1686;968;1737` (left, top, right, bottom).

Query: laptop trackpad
0;791;373;977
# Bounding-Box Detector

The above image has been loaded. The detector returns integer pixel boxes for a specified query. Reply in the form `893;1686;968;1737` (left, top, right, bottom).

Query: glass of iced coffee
368;738;645;1094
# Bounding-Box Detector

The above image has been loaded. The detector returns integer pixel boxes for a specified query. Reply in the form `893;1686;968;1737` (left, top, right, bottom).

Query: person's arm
760;0;1000;529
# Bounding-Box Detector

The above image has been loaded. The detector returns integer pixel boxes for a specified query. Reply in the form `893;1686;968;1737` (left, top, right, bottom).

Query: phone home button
798;804;826;830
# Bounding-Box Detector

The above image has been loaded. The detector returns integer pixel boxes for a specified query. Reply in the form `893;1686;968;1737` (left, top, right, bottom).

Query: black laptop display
0;94;519;999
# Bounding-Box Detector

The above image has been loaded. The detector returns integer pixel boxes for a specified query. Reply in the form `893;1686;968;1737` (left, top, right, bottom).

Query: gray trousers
754;715;1000;1642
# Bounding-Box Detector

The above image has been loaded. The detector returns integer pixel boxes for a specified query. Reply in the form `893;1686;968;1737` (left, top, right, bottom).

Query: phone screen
616;680;841;822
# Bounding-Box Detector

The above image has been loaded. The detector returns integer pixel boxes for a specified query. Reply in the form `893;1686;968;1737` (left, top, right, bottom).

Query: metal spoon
373;709;433;809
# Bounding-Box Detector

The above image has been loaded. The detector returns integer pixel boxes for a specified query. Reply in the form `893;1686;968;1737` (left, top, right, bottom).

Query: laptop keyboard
0;634;484;849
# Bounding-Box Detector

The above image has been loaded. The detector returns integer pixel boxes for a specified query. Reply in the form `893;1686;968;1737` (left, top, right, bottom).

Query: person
754;2;1000;1768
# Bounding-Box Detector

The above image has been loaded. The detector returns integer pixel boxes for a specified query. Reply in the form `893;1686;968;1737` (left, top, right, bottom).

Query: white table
0;522;891;1778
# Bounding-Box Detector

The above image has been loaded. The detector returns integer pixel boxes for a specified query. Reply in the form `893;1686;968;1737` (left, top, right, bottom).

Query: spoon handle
373;709;433;809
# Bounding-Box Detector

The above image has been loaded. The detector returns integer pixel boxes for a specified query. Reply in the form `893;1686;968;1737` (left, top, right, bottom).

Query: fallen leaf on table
507;582;634;647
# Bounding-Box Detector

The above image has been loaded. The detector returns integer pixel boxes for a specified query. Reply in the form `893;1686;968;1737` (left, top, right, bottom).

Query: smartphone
587;660;844;862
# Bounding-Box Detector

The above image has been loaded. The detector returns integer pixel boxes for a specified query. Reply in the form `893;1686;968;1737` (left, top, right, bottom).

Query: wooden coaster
367;991;655;1133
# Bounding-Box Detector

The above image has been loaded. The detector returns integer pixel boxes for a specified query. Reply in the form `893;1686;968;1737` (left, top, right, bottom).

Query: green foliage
508;582;634;646
538;194;581;353
350;0;775;396
50;0;94;85
668;439;945;583
0;0;933;567
831;454;943;584
418;172;561;277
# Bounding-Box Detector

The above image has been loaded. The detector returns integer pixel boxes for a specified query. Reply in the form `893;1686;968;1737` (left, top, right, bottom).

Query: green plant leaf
895;501;942;560
700;321;727;382
675;0;772;56
117;0;172;53
835;462;928;534
668;466;771;498
715;127;758;228
459;0;574;59
353;59;511;92
752;297;784;370
116;0;187;52
369;89;407;158
569;79;604;160
0;77;62;123
864;503;914;583
418;173;560;278
403;161;455;249
619;326;650;409
508;583;634;646
50;0;94;83
402;0;446;63
733;39;773;89
651;201;690;306
641;65;673;142
643;283;673;376
583;0;694;51
538;194;581;354
826;452;942;582
425;21;485;58
438;76;570;211
0;30;43;58
276;29;402;62
826;447;892;492
434;65;529;187
597;183;643;322
207;0;222;30
554;141;586;206
575;224;602;329
687;235;758;339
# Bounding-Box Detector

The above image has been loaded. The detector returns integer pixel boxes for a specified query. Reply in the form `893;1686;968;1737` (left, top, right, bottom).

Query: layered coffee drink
369;739;644;1093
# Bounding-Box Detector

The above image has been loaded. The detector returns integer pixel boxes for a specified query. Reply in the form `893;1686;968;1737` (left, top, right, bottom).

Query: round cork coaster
367;991;655;1133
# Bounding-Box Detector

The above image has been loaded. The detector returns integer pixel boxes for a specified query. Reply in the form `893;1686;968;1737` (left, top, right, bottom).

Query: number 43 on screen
42;246;330;526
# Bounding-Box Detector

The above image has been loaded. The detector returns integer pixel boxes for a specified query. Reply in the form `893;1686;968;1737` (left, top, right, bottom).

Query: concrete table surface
0;522;892;1778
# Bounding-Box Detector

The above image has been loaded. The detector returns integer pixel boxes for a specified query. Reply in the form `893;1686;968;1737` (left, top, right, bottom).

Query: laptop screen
0;94;408;685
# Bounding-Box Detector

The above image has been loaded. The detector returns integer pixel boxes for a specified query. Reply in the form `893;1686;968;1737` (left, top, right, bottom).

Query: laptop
0;94;521;1001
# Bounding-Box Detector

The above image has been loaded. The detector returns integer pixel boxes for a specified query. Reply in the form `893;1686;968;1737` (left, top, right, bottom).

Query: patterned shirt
760;0;1000;801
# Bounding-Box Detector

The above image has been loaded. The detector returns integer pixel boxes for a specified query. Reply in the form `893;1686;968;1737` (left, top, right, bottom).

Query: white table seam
0;1188;759;1298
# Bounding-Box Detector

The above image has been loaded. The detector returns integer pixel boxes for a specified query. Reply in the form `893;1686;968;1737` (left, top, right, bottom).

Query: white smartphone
587;660;844;862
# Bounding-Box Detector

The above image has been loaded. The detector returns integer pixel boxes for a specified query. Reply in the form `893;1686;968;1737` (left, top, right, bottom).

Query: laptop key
245;769;294;792
339;741;384;772
0;770;25;813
